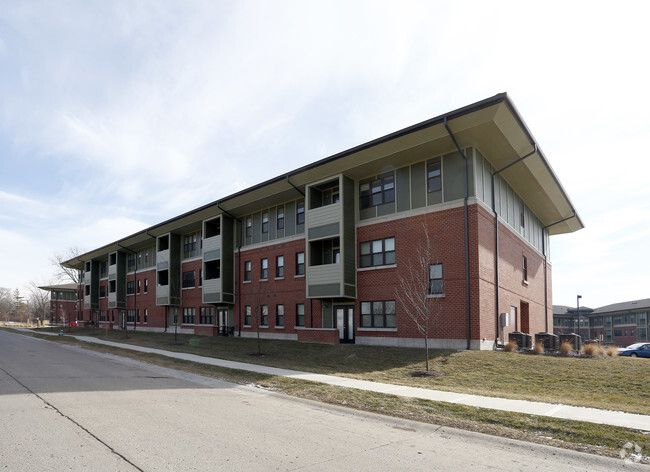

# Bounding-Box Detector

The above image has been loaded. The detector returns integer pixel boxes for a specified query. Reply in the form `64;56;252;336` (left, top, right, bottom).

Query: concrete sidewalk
16;328;650;431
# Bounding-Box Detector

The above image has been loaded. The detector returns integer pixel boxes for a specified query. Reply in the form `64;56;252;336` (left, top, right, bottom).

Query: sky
1;0;649;308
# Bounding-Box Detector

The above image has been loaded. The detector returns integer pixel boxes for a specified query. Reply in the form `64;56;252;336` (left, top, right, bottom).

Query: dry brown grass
533;342;545;354
504;341;518;352
605;346;619;357
559;342;573;355
582;343;604;357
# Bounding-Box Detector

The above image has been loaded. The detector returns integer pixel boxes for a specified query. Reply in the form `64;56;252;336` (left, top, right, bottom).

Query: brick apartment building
554;299;650;346
61;93;583;350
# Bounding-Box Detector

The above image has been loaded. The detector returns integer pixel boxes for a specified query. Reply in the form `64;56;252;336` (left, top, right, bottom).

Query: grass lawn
12;327;649;461
40;326;649;414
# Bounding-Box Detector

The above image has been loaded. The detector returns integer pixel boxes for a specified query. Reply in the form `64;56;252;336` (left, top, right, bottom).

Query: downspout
444;118;472;350
286;175;305;196
490;146;538;342
542;211;577;332
217;202;242;336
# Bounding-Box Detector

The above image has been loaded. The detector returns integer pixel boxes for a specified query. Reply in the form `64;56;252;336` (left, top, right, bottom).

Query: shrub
582;343;603;357
504;341;518;352
533;342;545;354
606;346;619;357
559;342;573;355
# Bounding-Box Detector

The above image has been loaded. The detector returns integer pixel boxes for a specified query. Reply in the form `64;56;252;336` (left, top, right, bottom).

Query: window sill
182;286;195;290
294;274;305;279
242;280;251;284
357;327;398;332
275;276;284;281
427;293;445;299
274;325;284;329
243;324;251;328
522;280;529;286
259;278;268;282
357;264;397;272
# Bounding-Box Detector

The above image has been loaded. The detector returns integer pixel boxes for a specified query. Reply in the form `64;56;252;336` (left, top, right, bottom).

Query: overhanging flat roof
65;93;583;270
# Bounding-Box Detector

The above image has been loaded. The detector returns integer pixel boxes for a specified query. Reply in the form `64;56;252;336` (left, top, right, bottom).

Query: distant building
61;93;583;349
38;283;80;325
553;299;650;345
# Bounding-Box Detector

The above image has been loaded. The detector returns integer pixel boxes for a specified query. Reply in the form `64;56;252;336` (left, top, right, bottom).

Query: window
277;206;284;230
428;264;443;295
205;260;220;280
296;200;305;225
127;254;136;272
261;258;268;279
296;303;305;327
296;252;305;276
199;269;202;286
276;304;284;327
361;301;396;328
244;261;252;282
144;309;148;323
137;280;141;294
144;279;148;293
522;256;528;282
100;310;107;322
261;305;268;326
183;308;196;324
183;232;201;259
137;309;140;323
359;237;395;267
127;281;135;295
200;307;214;324
99;261;108;278
182;271;196;288
244;305;252;326
109;280;116;293
427;157;441;193
127;310;136;323
520;202;525;229
100;285;106;298
276;255;284;278
262;211;269;234
245;216;252;238
359;172;395;209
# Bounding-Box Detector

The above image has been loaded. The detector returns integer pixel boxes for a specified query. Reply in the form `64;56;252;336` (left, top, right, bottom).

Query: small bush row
504;341;619;357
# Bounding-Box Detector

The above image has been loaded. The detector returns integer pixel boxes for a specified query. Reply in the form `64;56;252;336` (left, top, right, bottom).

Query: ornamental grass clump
606;346;619;357
504;341;518;352
559;341;573;356
582;343;604;357
533;342;545;355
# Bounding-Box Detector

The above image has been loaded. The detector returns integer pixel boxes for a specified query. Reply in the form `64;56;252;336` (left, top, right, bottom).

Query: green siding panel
377;201;395;217
443;151;465;202
308;222;340;240
410;162;426;209
203;292;221;303
396;167;410;212
252;212;261;244
309;283;340;297
285;201;296;236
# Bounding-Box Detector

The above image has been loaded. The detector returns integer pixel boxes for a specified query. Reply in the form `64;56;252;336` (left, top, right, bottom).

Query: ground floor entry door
335;306;355;344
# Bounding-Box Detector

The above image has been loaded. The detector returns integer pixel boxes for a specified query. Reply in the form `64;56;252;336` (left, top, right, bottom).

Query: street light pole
577;294;582;339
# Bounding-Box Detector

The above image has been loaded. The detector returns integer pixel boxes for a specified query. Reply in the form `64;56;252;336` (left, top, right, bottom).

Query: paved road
0;330;644;471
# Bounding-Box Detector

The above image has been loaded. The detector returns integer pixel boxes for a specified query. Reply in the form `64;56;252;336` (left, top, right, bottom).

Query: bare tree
250;283;272;356
395;222;444;371
0;287;13;323
27;281;51;325
50;246;85;284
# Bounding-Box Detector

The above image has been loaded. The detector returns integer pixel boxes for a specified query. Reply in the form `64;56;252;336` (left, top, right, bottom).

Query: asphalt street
0;330;645;471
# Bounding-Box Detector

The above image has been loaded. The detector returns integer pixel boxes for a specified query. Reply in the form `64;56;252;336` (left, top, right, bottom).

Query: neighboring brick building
63;93;583;350
39;283;80;325
554;299;650;346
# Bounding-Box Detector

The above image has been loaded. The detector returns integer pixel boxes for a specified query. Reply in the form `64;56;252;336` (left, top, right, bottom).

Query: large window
276;255;284;278
359;237;395;267
100;285;106;298
428;264;443;295
200;307;214;325
244;306;252;326
296;252;305;276
183;231;201;259
262;211;269;234
359;172;394;209
245;217;252;238
244;261;251;282
127;281;135;295
260;305;268;326
296;200;305;225
277;206;284;230
361;301;396;328
276;304;284;327
183;307;196;324
260;258;268;280
427;157;441;193
296;304;305;327
182;271;196;288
